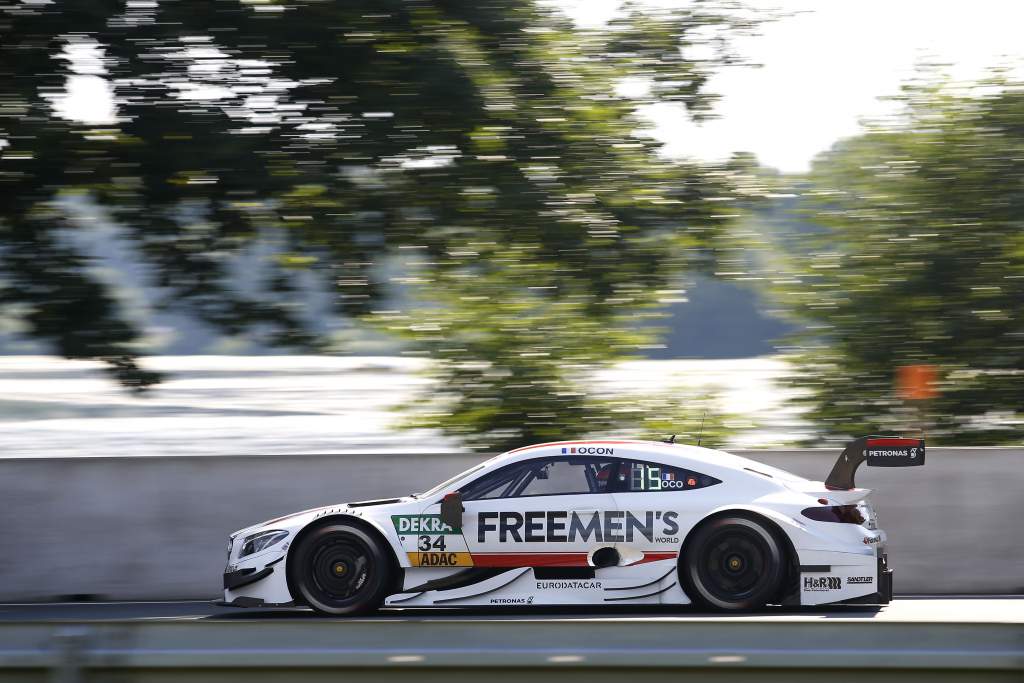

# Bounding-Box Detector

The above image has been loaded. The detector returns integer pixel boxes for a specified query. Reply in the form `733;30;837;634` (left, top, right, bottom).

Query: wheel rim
307;536;373;603
697;527;772;603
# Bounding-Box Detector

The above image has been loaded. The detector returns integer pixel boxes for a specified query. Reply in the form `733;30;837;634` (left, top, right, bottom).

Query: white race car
221;436;923;614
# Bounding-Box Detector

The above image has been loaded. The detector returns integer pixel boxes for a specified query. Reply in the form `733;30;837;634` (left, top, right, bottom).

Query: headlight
239;530;288;558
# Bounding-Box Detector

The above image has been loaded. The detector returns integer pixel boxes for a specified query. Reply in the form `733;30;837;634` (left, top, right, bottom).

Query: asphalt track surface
1;595;1020;622
2;597;1020;683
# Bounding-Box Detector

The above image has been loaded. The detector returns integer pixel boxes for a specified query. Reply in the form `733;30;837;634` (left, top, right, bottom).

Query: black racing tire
679;514;785;611
290;522;393;616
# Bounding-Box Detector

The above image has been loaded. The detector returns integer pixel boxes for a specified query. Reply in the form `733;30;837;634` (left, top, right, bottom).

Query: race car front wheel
680;514;785;610
290;522;393;616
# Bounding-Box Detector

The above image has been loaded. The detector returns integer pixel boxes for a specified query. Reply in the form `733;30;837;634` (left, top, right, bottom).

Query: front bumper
215;596;296;608
223;564;276;591
222;553;293;606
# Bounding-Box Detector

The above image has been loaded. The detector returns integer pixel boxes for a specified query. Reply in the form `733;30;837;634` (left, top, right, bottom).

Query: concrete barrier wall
1;448;1021;601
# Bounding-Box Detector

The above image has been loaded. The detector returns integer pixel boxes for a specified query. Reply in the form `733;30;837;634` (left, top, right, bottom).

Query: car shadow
203;603;883;620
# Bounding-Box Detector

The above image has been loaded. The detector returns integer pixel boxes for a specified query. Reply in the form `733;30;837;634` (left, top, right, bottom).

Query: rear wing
825;436;925;490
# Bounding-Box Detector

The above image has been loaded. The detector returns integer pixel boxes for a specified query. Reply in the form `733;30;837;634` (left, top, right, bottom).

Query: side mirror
440;491;464;531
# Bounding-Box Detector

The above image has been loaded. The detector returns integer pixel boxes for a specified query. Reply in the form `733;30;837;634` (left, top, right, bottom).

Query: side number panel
391;515;474;567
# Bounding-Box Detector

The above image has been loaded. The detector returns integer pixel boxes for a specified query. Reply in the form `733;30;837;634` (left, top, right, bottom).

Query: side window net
515;460;591;497
462;457;616;499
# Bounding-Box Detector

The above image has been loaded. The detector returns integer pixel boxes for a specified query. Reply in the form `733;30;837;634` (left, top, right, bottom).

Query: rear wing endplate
825;436;925;490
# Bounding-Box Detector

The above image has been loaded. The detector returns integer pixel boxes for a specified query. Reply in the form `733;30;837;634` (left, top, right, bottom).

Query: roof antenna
665;434;676;444
697;409;707;447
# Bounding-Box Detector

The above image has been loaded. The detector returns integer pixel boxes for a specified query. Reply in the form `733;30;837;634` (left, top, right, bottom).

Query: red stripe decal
471;551;679;567
505;440;640;454
867;438;921;447
633;552;677;565
471;553;590;567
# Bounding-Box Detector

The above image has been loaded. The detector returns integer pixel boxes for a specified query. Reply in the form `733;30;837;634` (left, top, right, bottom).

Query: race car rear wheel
291;522;393;616
680;514;785;611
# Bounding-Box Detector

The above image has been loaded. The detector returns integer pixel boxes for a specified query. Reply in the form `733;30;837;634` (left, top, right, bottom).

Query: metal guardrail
1;616;1021;682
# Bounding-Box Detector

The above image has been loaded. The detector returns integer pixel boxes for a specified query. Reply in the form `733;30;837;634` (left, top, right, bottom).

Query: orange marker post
896;364;938;438
896;364;938;401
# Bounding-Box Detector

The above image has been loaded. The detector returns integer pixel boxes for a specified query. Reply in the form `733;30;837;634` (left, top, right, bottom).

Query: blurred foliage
378;241;743;449
0;0;767;449
772;74;1024;444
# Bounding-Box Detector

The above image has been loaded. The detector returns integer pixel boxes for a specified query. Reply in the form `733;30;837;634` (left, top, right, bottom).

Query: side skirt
384;560;689;607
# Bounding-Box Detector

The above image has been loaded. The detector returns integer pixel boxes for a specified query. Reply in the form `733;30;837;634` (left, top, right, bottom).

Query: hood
232;496;415;539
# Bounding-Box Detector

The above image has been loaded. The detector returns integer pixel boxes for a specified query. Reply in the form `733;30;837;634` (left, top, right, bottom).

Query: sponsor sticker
803;576;842;591
561;446;615;455
476;510;679;543
847;576;873;585
490;597;534;604
406;552;474;567
394;515;473;567
536;580;602;590
865;439;925;467
392;515;461;535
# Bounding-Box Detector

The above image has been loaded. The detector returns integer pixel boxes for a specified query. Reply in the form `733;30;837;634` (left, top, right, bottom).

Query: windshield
416;454;504;498
416;464;485;499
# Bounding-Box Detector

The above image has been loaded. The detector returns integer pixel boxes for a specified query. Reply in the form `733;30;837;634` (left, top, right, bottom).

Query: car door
460;456;619;568
610;459;723;564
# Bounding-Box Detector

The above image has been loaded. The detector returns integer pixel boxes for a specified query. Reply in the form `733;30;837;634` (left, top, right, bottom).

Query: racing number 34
418;535;446;551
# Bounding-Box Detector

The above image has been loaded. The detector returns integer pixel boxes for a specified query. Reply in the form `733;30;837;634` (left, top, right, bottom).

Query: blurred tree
1;0;764;447
776;75;1024;444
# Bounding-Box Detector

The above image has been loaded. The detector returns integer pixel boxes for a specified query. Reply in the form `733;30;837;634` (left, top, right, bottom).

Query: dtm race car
221;436;924;614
